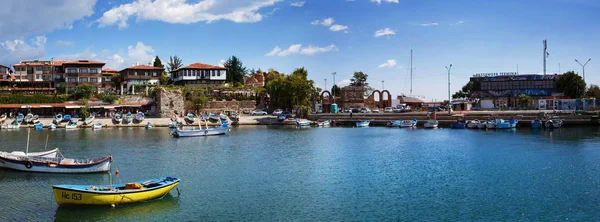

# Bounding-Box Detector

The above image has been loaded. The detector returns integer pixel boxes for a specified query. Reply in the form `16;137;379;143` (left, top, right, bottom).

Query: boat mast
410;50;413;96
44;133;49;151
26;128;30;156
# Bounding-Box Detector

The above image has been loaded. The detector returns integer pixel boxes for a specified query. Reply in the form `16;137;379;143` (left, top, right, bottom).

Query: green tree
160;71;171;85
350;71;369;87
585;84;600;99
331;84;342;97
110;74;121;92
153;56;164;68
72;84;94;99
555;71;586;98
224;56;247;85
79;99;91;119
266;68;315;111
518;94;532;108
167;56;183;73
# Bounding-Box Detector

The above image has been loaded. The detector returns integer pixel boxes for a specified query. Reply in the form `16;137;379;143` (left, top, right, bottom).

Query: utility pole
446;64;452;114
410;49;413;95
543;40;548;75
382;80;384;90
332;72;336;104
324;78;327;92
575;58;591;83
558;63;561;74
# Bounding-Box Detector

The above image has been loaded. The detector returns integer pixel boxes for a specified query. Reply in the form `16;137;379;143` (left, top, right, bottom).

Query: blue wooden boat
531;119;542;129
123;112;133;124
296;119;311;127
399;119;418;128
16;113;24;123
33;123;44;130
496;119;511;129
387;120;402;127
450;120;466;129
54;114;63;124
317;119;331;126
508;119;518;128
63;114;71;122
356;120;370;127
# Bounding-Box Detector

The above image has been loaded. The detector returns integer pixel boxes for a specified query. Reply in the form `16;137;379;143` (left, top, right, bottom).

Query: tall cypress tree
224;56;247;85
153;56;164;68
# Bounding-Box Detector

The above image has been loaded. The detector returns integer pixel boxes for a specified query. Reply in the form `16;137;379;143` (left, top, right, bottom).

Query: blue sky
1;0;599;100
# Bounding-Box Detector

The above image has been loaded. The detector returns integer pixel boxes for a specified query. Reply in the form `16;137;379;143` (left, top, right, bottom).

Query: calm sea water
1;126;600;221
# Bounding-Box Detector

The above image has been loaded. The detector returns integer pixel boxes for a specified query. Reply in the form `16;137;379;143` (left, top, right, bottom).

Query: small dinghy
52;177;180;206
170;119;230;137
65;121;78;129
114;113;123;123
450;119;466;129
423;119;439;128
24;113;34;124
185;112;196;123
0;113;6;122
92;122;103;130
48;123;57;129
296;119;311;127
399;119;418;128
208;113;220;122
145;122;153;129
136;112;145;123
531;119;542;129
34;123;44;130
317;119;331;127
54;114;63;124
63;114;72;122
123;112;133;124
356;120;370;127
84;115;95;125
32;115;40;124
467;119;480;129
387;120;402;127
16;113;24;124
219;113;228;121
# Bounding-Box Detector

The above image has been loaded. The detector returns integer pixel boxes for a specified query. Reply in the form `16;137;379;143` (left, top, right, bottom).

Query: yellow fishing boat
52;177;180;206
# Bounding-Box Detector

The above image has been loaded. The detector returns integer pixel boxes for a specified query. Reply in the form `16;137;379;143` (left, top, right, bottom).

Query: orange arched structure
320;90;333;113
381;90;392;108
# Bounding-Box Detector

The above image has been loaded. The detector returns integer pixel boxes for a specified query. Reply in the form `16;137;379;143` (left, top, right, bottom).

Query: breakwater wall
308;111;599;127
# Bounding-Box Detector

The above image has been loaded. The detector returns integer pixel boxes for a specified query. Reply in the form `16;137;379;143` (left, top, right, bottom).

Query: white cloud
370;0;399;4
0;36;47;66
55;42;156;70
329;24;349;32
218;59;226;67
374;28;395;37
337;79;352;87
55;40;74;47
456;20;464;25
266;44;337;56
290;1;305;7
0;0;95;38
97;0;281;29
419;23;439;27
378;59;397;68
312;17;335;26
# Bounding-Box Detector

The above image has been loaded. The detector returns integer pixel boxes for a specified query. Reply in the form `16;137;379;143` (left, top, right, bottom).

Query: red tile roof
0;64;9;69
61;60;105;65
174;62;226;72
120;65;165;72
102;68;118;72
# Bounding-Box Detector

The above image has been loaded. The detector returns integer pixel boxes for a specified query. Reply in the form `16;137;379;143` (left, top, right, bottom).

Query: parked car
360;108;372;113
351;108;361;113
272;109;283;116
372;108;380;113
344;108;352;113
384;107;394;113
280;111;293;119
250;109;268;116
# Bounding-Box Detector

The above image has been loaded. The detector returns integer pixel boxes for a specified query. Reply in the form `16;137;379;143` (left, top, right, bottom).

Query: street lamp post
382;80;384;90
332;72;336;104
324;79;327;92
575;58;591;83
446;64;453;114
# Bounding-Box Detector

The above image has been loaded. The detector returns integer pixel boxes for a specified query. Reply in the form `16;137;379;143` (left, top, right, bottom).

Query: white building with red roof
171;62;226;87
118;64;164;94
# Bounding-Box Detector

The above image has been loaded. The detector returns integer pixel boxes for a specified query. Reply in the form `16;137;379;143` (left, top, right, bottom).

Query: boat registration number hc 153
61;192;82;200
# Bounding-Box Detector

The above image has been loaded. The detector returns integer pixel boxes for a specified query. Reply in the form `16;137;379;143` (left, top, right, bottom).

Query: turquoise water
2;126;600;221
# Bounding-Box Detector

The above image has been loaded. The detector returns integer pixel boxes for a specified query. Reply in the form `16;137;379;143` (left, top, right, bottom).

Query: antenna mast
410;50;413;95
543;40;547;75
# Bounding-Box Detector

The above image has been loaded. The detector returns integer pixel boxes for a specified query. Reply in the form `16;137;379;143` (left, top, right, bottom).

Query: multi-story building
101;68;119;93
119;65;164;94
171;62;226;87
61;60;105;93
10;60;56;94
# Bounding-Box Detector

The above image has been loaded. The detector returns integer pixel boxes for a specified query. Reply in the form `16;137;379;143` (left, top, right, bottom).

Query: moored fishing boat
477;120;489;129
486;120;497;129
219;113;228;121
16;113;24;124
1;148;59;159
399;119;418;128
356;120;370;127
54;114;63;124
135;112;145;122
92;122;103;130
317;119;331;127
34;123;44;130
208;113;220;122
32;115;40;124
52;177;180;206
170;119;230;137
114;113;123;123
48;123;57;129
63;114;72;122
531;119;542;129
0;113;6;122
495;119;511;129
387;120;402;127
545;118;563;129
65;121;78;129
509;119;519;128
0;130;111;173
423;119;439;128
6;120;20;129
450;120;466;129
467;119;480;129
145;122;153;129
123;112;133;124
296;119;311;127
84;115;95;125
184;112;196;123
24;113;34;124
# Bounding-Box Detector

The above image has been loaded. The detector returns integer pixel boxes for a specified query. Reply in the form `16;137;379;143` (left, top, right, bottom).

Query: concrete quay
308;111;600;127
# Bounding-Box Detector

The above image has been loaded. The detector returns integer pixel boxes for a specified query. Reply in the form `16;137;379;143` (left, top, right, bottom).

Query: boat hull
356;121;370;127
171;127;229;137
0;155;111;173
423;120;438;128
53;178;180;206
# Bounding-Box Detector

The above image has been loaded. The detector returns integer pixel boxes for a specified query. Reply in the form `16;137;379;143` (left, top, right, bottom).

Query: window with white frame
90;78;98;83
79;77;88;82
